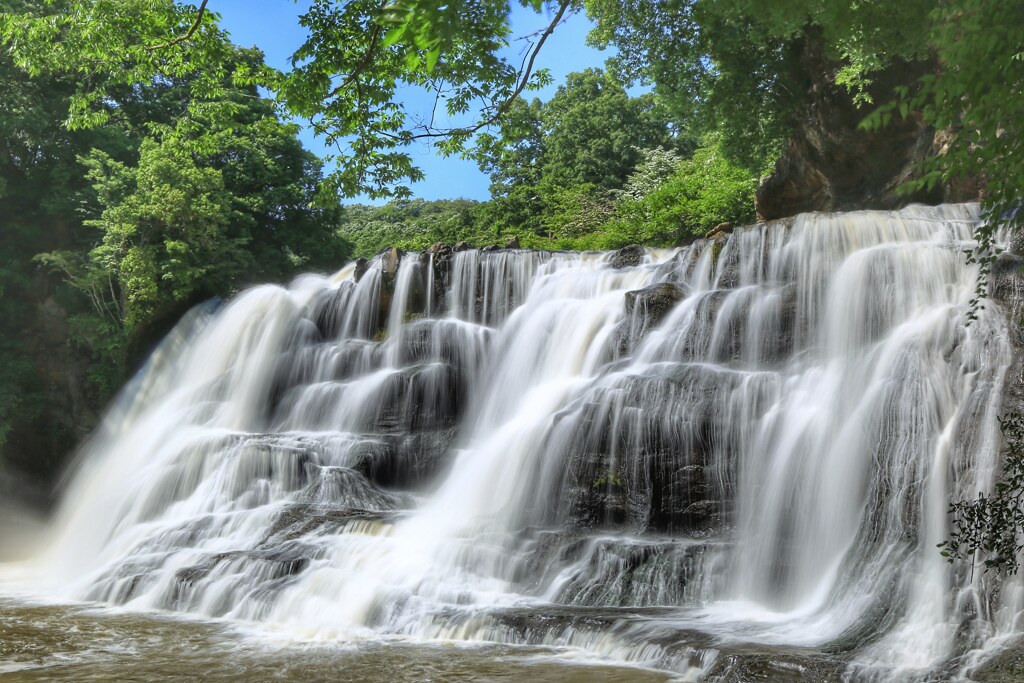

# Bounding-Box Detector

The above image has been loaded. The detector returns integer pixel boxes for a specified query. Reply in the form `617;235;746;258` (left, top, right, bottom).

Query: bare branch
146;0;209;52
387;0;574;142
328;24;383;98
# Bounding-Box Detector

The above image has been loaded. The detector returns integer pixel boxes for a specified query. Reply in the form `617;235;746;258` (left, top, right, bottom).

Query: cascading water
4;203;1022;681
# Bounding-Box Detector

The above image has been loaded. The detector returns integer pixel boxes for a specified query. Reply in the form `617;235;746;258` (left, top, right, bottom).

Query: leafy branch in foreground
281;0;574;198
0;0;580;199
940;414;1024;574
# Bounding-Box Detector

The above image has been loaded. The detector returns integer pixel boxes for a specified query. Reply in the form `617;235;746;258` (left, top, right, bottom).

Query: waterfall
10;203;1024;681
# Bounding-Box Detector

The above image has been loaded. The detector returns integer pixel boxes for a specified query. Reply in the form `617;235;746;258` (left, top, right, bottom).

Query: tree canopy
2;0;1019;227
0;2;348;477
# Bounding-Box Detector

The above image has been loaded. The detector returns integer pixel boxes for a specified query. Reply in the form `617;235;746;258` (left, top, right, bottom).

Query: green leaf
425;46;440;72
381;24;408;48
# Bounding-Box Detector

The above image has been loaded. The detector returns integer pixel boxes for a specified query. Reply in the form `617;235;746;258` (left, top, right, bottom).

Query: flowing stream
2;203;1022;681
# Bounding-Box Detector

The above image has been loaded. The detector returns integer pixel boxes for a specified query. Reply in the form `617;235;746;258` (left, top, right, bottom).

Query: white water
5;203;1022;680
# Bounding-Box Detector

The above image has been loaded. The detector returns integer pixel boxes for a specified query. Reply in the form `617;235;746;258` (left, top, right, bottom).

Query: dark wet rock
130;435;316;521
504;235;521;249
821;582;907;657
971;641;1024;682
431;604;723;673
453;241;472;252
224;437;316;498
638;284;796;368
267;338;383;415
993;253;1024;306
608;244;644;269
554;537;712;608
609;322;631;359
308;281;369;340
564;455;632;528
395;252;430;320
553;364;745;535
263;504;393;544
712;239;743;290
509;529;591;590
424;243;455;316
625;282;686;327
706;649;844;682
706;222;734;242
358;247;406;332
395;318;493;368
481;244;500;252
354;257;368;282
482;605;633;639
350;429;458;489
383;247;402;283
299;465;400;509
648;464;713;531
172;541;322;608
992;253;1024;423
358;363;463;435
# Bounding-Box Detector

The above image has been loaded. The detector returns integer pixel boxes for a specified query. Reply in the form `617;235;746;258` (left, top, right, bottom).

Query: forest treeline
340;68;758;257
0;0;1020;497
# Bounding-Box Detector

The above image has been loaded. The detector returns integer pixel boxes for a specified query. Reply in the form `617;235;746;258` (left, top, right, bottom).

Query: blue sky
212;1;612;203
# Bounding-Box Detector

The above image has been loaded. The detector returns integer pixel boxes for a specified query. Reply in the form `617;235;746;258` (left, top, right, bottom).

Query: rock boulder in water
624;282;686;326
608;244;644;269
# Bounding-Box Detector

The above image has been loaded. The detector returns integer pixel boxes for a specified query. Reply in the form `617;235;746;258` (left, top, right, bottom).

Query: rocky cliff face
755;40;981;221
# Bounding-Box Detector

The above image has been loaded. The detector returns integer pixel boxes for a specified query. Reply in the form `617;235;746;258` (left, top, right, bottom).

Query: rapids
2;203;1022;681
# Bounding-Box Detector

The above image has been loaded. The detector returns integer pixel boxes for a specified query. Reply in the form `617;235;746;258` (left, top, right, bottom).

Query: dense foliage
588;0;1023;228
1;0;580;199
0;4;347;480
340;199;485;258
338;138;757;255
465;67;755;249
2;0;1018;217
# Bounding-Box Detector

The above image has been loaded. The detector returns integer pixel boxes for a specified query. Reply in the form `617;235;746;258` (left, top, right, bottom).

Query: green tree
611;136;757;244
539;68;672;190
0;5;350;486
473;97;547;237
74;138;239;331
584;0;803;170
48;71;349;335
620;146;686;201
474;68;677;239
0;25;119;462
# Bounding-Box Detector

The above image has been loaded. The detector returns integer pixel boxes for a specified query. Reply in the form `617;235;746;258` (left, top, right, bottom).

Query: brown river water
0;597;674;682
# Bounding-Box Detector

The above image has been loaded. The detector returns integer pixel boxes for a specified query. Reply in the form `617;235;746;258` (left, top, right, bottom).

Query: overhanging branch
146;0;209;52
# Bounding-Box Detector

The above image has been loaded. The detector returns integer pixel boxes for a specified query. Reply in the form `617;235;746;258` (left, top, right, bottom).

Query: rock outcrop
609;244;645;269
755;37;979;221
